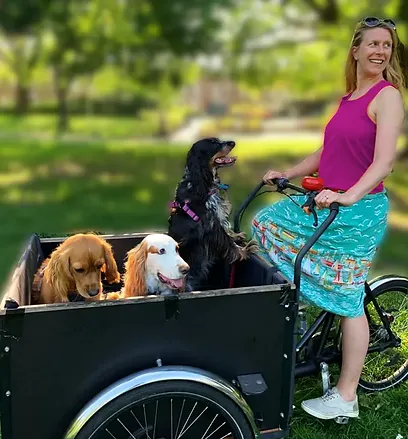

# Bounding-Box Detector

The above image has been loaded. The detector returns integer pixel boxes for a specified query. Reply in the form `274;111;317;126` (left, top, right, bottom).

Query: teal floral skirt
251;192;389;318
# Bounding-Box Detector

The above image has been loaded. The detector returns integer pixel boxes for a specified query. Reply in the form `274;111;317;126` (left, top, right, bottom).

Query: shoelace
322;389;339;402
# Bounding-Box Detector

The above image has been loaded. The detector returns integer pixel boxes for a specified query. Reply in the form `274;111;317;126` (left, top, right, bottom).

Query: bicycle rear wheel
358;279;408;392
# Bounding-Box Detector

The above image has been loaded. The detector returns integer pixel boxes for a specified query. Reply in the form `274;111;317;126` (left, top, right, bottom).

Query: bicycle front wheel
75;380;256;439
359;278;408;392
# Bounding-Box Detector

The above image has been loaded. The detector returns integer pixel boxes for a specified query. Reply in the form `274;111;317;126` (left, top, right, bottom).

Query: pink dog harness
169;200;201;222
169;184;228;222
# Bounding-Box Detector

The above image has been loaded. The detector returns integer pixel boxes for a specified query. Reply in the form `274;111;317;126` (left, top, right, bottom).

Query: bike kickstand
320;362;331;394
334;416;350;425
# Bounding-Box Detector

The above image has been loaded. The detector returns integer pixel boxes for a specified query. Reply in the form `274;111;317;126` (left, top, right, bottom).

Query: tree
43;0;128;133
0;0;52;113
225;0;406;100
108;0;240;136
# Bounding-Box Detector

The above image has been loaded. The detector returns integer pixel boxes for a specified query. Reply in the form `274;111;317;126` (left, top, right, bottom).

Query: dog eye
96;264;103;270
159;248;166;255
74;268;85;273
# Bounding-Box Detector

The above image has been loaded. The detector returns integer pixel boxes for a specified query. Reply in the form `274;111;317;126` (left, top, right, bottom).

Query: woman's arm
345;86;405;203
285;146;323;179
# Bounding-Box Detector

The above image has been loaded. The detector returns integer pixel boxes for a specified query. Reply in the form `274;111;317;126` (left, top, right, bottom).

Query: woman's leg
336;313;370;401
301;312;369;419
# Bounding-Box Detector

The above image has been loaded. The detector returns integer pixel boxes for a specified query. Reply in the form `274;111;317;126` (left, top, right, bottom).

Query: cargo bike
0;177;407;439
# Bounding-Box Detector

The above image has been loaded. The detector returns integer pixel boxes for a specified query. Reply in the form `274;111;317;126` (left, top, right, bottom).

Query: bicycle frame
234;180;401;380
294;281;401;378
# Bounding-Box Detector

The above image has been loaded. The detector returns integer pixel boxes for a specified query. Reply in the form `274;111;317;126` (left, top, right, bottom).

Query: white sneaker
301;387;359;420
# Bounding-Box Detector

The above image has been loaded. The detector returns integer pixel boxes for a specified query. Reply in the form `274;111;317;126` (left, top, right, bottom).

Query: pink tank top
318;79;394;194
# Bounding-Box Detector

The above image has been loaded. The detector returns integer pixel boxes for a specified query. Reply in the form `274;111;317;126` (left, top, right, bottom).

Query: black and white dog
168;137;257;291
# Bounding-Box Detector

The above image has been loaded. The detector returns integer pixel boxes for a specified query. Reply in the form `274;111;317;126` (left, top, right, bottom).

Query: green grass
0;109;189;139
1;135;408;438
292;378;408;438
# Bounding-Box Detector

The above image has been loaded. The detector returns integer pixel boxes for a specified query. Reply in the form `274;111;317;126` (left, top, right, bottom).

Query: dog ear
123;240;148;297
43;246;73;302
101;240;120;284
186;149;213;200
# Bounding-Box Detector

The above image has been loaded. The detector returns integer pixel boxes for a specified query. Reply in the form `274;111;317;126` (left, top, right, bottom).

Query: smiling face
144;234;190;292
187;138;237;172
352;27;393;80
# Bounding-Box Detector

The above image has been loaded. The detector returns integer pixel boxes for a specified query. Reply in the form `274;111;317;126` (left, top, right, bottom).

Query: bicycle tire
358;279;408;392
74;380;256;439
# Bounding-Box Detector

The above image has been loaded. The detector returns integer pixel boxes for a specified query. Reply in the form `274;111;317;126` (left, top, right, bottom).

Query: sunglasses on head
360;16;396;30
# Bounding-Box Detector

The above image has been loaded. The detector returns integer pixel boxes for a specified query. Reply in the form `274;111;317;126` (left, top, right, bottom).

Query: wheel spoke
200;413;228;439
143;404;150;439
175;399;186;439
131;410;152;439
153;400;158;439
177;405;209;439
105;428;117;439
361;285;408;387
203;421;227;439
171;398;174;439
89;386;248;439
117;418;137;439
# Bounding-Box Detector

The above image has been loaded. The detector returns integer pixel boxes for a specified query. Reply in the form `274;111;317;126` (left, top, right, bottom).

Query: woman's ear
123;241;148;297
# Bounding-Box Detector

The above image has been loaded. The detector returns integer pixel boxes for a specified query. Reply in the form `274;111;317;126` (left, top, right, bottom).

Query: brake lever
302;193;319;227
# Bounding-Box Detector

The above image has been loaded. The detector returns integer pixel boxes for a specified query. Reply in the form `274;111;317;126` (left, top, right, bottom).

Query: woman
252;17;405;420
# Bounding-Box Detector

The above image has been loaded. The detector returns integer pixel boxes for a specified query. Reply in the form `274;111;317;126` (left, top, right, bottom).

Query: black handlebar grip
330;202;340;213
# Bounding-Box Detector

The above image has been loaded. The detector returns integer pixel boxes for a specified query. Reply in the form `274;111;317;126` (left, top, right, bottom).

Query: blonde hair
345;21;406;93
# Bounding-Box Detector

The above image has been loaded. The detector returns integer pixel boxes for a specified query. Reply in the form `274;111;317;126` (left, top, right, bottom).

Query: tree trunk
56;85;69;134
53;66;70;135
158;109;168;138
14;83;30;115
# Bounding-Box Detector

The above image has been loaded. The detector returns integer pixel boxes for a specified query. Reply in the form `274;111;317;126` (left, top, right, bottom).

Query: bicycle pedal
334;416;350;424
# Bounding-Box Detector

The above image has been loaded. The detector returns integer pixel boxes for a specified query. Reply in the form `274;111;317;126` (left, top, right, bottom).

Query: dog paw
237;245;249;261
245;239;259;253
100;292;122;301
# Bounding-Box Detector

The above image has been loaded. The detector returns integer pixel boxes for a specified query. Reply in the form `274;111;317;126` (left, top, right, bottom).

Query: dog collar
216;182;229;190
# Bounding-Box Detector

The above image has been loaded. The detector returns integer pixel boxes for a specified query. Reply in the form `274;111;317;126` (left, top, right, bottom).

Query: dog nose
88;287;100;297
179;264;190;275
226;140;235;147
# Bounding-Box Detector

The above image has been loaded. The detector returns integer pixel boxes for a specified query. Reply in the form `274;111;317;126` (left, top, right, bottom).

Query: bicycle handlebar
233;178;340;295
234;177;337;232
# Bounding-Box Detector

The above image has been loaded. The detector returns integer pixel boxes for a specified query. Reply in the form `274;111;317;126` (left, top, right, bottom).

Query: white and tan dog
119;234;190;298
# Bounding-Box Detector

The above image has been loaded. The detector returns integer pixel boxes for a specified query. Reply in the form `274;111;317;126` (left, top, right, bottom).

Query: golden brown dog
32;233;120;304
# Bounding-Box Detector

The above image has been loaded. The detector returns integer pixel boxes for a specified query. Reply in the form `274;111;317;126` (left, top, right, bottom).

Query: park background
0;0;407;437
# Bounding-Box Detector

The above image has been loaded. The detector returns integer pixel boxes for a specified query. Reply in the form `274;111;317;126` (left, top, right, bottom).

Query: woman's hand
314;189;356;209
263;170;288;186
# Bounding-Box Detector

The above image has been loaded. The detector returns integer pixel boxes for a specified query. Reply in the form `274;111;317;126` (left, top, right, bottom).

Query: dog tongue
169;277;185;289
215;156;236;164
